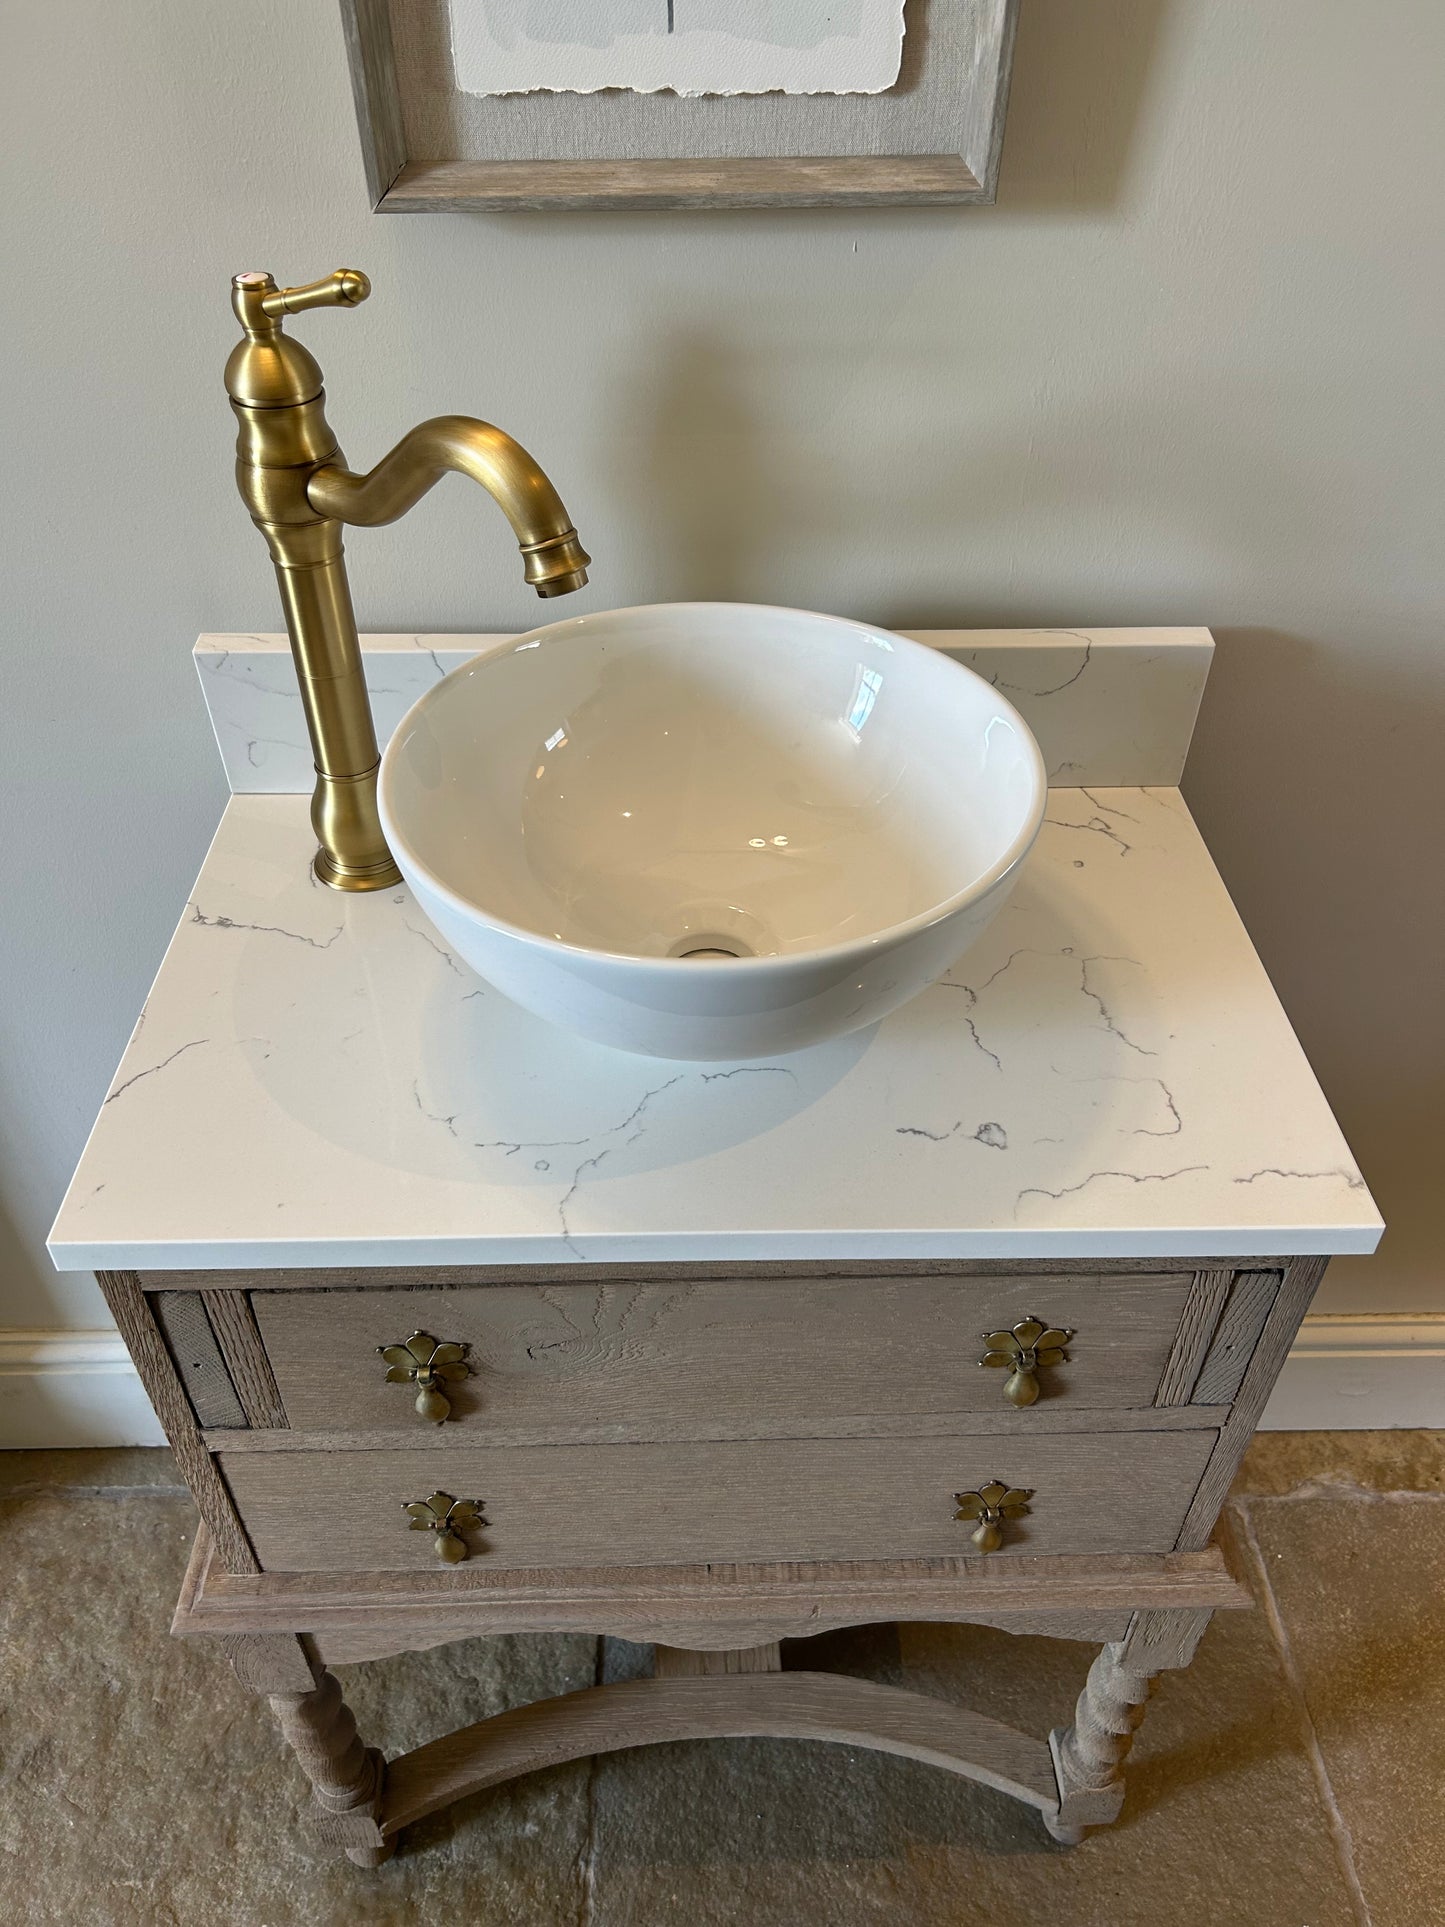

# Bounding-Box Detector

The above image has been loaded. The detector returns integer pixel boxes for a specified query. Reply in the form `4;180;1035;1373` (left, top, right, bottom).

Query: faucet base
313;847;403;893
309;764;401;892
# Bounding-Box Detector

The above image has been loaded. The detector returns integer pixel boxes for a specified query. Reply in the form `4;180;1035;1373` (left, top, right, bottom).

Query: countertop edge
49;1223;1384;1273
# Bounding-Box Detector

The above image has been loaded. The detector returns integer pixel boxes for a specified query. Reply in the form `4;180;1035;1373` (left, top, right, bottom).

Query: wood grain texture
1154;1270;1233;1405
222;1630;323;1696
220;1430;1216;1574
1191;1271;1280;1406
337;0;406;209
958;0;1019;193
1175;1255;1330;1551
309;1609;1135;1668
1118;1606;1214;1673
170;1516;209;1635
146;1255;1284;1292
380;154;985;213
380;1672;1058;1835
201;1404;1230;1454
175;1525;1249;1648
95;1271;258;1574
151;1292;246;1429
654;1642;782;1678
252;1273;1192;1439
200;1290;287;1428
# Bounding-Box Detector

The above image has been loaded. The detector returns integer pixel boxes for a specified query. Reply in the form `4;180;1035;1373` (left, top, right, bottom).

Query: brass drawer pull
954;1481;1033;1553
979;1316;1074;1407
378;1330;470;1423
404;1491;486;1563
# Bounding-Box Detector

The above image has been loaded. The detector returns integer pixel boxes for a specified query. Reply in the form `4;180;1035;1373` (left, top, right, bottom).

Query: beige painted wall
2;0;1439;1332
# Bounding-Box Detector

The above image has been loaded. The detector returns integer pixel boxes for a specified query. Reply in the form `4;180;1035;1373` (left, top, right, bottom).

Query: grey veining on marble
48;782;1379;1273
195;627;1214;796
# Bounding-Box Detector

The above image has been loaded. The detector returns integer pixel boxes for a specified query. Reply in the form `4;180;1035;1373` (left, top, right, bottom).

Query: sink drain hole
667;932;755;961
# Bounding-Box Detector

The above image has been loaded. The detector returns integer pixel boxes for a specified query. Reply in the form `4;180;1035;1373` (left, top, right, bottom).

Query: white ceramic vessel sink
379;603;1047;1060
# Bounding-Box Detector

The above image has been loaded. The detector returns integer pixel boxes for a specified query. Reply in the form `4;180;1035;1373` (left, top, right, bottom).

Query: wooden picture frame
339;0;1019;212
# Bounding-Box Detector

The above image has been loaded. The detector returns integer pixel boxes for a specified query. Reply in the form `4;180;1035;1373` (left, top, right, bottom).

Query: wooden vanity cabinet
100;1253;1321;1862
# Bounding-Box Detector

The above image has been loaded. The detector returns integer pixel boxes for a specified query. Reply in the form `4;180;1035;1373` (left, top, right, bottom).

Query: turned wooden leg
1044;1608;1212;1845
1044;1639;1156;1843
227;1633;390;1866
270;1670;391;1866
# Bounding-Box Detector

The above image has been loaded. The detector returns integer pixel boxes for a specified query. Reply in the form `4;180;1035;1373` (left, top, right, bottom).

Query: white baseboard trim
1261;1317;1445;1430
1;1317;1440;1448
0;1330;166;1448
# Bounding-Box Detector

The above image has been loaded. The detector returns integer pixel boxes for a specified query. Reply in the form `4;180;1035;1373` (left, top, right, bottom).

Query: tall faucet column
225;270;400;891
249;510;398;893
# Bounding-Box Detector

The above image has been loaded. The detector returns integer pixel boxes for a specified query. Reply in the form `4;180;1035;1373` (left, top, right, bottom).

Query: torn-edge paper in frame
448;1;909;99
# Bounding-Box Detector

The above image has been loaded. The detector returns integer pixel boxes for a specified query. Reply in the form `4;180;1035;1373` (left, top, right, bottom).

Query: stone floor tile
0;1446;184;1495
586;1603;1360;1927
1236;1430;1445;1498
0;1489;594;1927
1243;1488;1445;1927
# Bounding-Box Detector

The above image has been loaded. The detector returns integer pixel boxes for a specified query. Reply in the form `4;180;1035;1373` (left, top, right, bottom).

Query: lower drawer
220;1429;1216;1573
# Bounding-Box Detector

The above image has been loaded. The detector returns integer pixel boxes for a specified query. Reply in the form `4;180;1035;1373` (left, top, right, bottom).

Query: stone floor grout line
574;1634;604;1927
0;1485;186;1501
1243;1479;1445;1506
1232;1498;1374;1927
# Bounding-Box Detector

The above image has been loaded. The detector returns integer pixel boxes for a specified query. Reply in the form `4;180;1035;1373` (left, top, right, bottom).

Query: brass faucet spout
308;417;591;595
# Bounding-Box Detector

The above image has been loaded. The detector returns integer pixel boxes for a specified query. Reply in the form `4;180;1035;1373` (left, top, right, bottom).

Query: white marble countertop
49;787;1380;1271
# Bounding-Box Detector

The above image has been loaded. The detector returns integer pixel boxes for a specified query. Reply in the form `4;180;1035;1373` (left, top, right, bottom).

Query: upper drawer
251;1272;1194;1438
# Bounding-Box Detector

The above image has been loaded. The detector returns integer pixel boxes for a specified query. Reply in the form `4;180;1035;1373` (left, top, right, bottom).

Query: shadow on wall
994;0;1172;214
618;328;777;602
0;1191;34;1322
615;327;1346;631
1186;628;1445;1307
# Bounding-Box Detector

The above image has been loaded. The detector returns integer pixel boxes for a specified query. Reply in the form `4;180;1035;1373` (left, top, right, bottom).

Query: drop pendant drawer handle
978;1315;1074;1407
404;1491;487;1563
954;1481;1033;1553
378;1330;470;1423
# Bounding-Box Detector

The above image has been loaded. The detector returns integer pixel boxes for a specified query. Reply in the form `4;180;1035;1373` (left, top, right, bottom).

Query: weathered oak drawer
250;1273;1195;1438
219;1428;1217;1573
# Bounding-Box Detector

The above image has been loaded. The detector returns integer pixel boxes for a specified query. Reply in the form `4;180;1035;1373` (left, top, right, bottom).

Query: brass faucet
225;269;590;890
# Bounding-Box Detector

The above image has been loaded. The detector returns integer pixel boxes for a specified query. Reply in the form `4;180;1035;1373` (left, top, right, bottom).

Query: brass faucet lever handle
261;269;371;318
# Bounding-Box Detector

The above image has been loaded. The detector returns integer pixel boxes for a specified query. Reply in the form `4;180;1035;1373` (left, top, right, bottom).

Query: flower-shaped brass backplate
379;1331;470;1423
954;1480;1033;1553
403;1491;487;1563
978;1315;1074;1406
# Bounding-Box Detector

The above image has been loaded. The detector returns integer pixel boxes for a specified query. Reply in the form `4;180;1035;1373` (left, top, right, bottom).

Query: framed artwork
339;0;1019;211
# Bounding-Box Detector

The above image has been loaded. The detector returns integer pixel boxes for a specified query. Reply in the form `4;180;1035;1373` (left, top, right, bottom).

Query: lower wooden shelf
174;1525;1248;1658
175;1518;1248;1865
173;1525;1249;1862
384;1670;1060;1833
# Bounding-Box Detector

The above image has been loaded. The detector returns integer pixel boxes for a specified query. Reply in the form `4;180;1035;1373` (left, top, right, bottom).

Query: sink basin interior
381;604;1045;964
